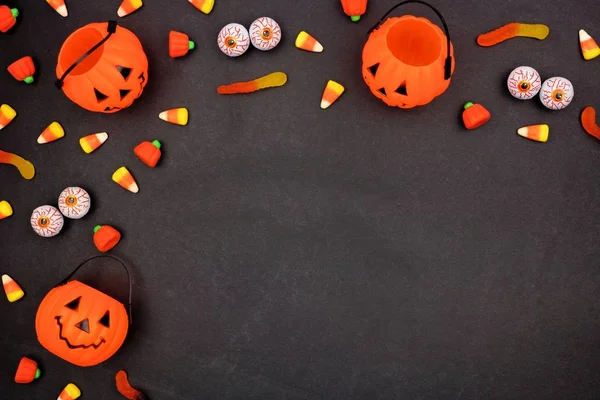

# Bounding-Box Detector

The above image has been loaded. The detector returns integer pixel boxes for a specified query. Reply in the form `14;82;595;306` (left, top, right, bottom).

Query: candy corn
112;167;139;193
189;0;214;14
3;274;24;302
321;80;345;109
46;0;68;17
579;29;600;61
0;104;16;130
295;31;323;53
57;383;81;400
37;122;64;144
0;200;13;220
517;124;549;143
79;132;108;154
159;108;188;126
117;0;143;17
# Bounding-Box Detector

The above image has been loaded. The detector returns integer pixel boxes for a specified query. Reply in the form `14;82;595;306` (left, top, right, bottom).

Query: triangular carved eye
119;89;131;100
75;318;90;333
99;311;110;328
116;66;132;81
94;88;109;102
395;82;407;96
368;63;380;77
65;297;81;310
378;87;386;96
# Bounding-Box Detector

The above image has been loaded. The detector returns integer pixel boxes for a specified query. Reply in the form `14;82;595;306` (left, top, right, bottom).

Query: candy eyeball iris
58;186;91;219
540;77;574;110
218;23;250;57
31;205;64;237
507;66;541;100
250;17;282;51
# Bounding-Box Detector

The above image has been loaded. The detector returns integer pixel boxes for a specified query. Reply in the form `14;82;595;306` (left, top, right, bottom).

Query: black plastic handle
368;1;453;80
58;254;133;324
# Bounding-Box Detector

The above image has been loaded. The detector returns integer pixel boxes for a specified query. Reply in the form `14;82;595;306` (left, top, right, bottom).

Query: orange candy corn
118;0;143;17
37;122;64;144
189;0;214;14
295;31;323;52
57;383;81;400
112;167;139;193
579;30;600;61
46;0;68;17
321;80;345;109
581;107;600;140
0;104;16;130
517;124;549;143
159;108;188;126
3;274;24;302
79;132;108;154
0;200;13;220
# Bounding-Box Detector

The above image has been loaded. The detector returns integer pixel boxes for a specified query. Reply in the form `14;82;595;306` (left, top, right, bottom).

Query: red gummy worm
582;107;600;140
115;370;148;400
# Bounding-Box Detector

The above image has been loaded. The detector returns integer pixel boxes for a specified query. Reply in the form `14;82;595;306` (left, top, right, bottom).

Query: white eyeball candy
218;23;250;57
58;186;91;219
250;17;282;51
540;77;574;110
31;205;64;237
507;66;541;100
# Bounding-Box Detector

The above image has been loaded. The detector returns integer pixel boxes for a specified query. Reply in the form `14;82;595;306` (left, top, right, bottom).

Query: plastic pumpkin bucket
362;0;455;108
55;21;149;113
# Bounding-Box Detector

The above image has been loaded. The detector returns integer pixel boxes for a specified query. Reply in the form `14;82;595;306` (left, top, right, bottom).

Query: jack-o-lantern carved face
56;22;149;113
35;280;128;367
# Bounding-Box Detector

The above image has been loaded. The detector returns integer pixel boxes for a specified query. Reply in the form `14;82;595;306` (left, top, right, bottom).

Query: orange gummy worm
0;149;35;179
477;23;550;47
217;72;287;95
582;107;600;140
115;370;147;400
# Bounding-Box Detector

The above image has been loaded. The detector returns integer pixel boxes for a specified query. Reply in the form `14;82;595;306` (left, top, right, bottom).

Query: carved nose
75;318;90;333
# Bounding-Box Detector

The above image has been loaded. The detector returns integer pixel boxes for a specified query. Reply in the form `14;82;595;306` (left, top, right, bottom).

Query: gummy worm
217;72;287;95
0;149;35;179
477;23;550;47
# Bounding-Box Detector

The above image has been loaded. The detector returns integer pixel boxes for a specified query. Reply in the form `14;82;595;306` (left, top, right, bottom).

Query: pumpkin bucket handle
367;0;452;80
57;254;133;324
55;20;118;89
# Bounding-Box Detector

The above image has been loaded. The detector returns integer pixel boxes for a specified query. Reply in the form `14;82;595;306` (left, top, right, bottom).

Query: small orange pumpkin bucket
362;0;455;108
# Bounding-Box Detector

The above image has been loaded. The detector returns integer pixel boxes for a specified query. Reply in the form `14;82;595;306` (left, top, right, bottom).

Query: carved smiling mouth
55;316;106;349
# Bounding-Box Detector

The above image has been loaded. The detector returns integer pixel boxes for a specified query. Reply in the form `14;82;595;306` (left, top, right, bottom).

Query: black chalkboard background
2;0;600;399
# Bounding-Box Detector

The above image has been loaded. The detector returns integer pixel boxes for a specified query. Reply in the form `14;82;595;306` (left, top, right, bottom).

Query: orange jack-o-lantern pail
362;0;455;108
56;21;148;113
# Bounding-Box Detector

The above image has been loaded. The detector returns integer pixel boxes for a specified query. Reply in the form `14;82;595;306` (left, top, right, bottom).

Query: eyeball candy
217;23;250;57
31;205;64;237
249;17;282;51
507;66;541;100
540;77;574;110
58;187;91;219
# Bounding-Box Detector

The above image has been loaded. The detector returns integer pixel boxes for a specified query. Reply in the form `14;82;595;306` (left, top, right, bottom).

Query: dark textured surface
2;0;600;399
